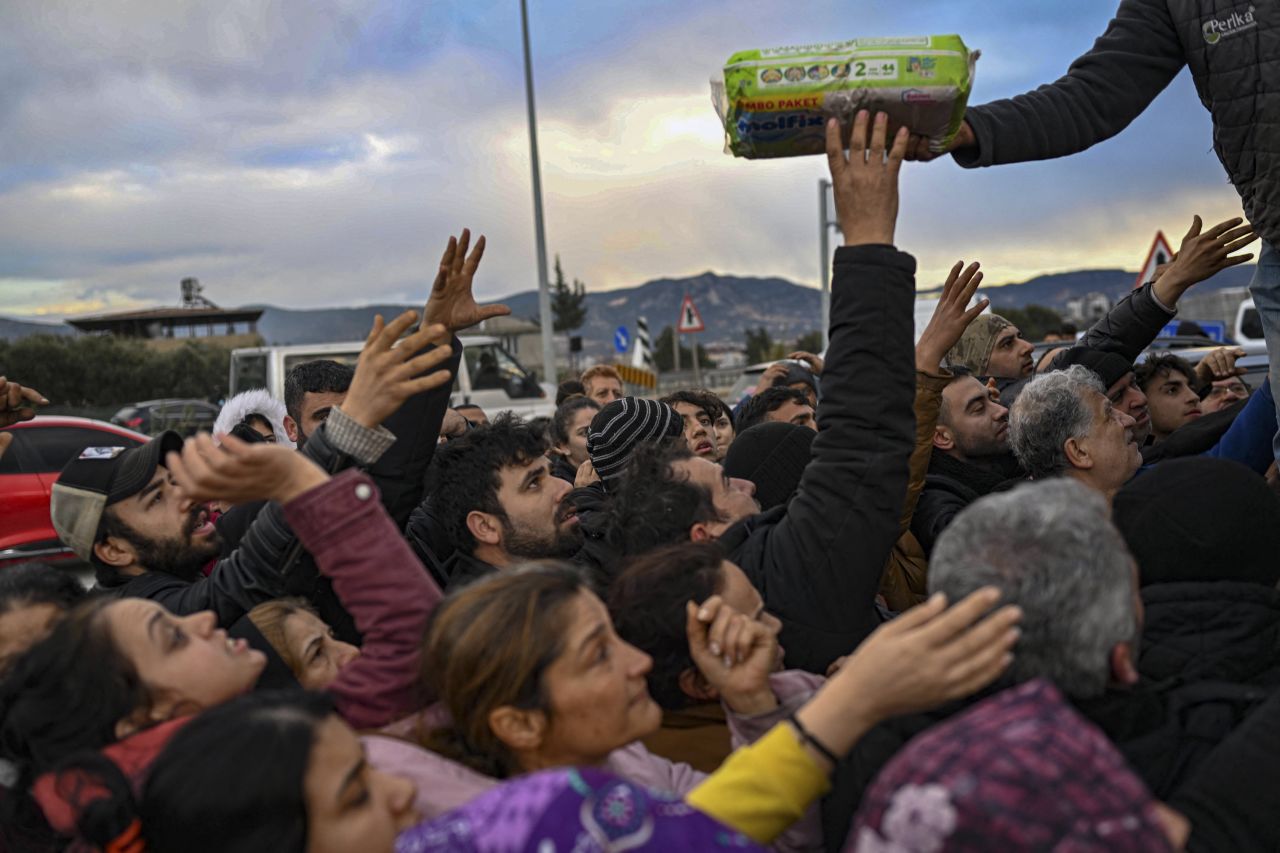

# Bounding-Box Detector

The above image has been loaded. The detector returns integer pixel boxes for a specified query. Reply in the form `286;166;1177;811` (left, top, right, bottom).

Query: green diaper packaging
712;36;979;159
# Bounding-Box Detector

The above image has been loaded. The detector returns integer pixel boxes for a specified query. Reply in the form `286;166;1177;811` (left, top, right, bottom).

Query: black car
111;398;221;437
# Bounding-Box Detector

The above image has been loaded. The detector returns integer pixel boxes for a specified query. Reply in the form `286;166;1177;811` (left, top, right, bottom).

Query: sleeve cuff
1149;285;1177;316
326;406;396;466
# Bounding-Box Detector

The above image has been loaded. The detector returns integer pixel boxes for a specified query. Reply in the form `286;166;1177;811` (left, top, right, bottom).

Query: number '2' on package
711;35;978;159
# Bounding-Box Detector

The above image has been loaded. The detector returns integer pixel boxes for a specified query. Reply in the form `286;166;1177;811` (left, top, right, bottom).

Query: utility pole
818;179;841;352
520;0;556;383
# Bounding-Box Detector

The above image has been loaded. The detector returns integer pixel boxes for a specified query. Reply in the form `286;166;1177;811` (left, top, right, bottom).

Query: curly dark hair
736;386;810;433
609;543;726;710
605;443;723;561
1134;352;1198;394
659;389;729;425
431;413;549;555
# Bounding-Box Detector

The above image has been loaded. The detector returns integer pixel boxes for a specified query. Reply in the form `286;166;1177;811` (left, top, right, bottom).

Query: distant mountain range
0;264;1257;357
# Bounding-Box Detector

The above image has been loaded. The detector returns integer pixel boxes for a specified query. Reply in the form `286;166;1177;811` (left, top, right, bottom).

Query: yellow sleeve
684;721;831;844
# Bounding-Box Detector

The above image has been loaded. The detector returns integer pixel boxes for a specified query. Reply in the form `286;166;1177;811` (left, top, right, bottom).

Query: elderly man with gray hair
824;476;1268;846
1008;364;1142;499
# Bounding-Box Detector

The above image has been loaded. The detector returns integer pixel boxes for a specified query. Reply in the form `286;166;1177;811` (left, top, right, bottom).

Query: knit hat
722;422;814;511
1050;347;1133;390
851;679;1170;852
587;398;682;490
1113;457;1280;587
946;314;1011;374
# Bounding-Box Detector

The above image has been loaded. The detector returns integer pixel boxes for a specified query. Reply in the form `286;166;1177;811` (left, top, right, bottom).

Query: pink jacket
368;670;825;850
283;470;442;731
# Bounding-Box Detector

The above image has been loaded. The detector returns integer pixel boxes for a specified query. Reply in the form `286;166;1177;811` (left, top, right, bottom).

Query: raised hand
787;587;1020;769
342;311;455;430
916;261;988;371
754;361;791;394
167;433;329;507
574;459;600;488
825;110;909;247
425;229;512;333
786;351;824;376
1154;215;1257;306
0;377;48;429
1194;346;1248;386
686;596;780;716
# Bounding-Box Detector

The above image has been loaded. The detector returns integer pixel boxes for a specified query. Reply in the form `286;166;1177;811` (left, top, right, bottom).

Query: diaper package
712;35;978;159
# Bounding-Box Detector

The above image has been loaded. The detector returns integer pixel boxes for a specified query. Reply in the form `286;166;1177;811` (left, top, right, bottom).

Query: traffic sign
1157;320;1226;342
677;295;705;333
614;326;630;354
1135;231;1175;290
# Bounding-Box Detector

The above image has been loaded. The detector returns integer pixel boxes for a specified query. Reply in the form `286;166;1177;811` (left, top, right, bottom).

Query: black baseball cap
50;431;184;561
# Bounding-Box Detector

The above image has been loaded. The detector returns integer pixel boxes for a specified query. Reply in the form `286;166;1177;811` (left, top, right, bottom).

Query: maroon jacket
283;469;442;730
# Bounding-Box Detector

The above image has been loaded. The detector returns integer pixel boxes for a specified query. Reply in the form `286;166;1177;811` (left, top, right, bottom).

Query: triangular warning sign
677;295;705;333
1134;231;1175;290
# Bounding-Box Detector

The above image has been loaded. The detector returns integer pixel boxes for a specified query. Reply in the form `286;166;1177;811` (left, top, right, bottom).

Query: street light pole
520;0;556;384
818;179;834;352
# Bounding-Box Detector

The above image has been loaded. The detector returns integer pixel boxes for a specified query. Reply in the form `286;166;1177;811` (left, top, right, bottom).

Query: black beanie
1050;347;1133;390
587;397;683;490
1113;457;1280;587
722;422;815;511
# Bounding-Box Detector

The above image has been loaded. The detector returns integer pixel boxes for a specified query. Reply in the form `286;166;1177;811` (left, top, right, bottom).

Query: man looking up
431;414;584;590
1009;365;1142;499
947;314;1035;380
911;368;1021;556
51;310;456;626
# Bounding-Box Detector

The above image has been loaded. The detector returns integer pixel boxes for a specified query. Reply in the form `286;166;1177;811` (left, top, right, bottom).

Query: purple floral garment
396;766;764;852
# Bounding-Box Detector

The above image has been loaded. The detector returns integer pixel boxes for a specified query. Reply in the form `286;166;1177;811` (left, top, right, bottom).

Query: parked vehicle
0;417;148;568
229;335;556;420
1236;298;1265;347
111;398;221;437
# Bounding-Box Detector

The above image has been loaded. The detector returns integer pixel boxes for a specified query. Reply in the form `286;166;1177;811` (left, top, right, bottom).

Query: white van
229;336;556;420
1236;298;1265;347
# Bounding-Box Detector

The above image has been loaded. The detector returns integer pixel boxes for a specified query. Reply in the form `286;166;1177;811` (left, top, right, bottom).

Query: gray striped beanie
587;397;683;489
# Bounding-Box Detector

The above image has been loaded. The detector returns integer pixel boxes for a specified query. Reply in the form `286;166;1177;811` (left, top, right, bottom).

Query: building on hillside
1064;292;1112;326
66;279;263;351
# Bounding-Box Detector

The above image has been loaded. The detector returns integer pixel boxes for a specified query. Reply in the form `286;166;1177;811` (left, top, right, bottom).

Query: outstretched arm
944;0;1185;167
754;112;917;672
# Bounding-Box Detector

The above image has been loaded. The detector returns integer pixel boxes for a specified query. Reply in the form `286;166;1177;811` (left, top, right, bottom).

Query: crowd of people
3;4;1280;850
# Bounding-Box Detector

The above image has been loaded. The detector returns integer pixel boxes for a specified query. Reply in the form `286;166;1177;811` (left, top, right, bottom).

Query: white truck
229;336;557;420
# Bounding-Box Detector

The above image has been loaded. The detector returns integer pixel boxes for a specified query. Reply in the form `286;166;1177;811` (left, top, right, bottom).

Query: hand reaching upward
425;229;512;333
825;111;910;247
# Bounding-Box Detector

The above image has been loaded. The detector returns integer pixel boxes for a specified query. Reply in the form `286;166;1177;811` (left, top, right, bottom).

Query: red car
0;416;148;569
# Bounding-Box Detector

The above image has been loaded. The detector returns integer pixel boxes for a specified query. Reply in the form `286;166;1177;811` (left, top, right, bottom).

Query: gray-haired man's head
1009;364;1142;497
929;478;1141;698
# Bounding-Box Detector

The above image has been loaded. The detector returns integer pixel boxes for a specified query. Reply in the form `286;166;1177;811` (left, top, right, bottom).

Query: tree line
0;335;230;409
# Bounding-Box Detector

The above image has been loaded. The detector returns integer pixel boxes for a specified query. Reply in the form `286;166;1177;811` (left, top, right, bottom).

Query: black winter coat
1139;580;1280;686
721;244;916;675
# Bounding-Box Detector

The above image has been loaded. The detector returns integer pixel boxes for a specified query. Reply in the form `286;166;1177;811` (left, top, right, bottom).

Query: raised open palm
425;229;512;333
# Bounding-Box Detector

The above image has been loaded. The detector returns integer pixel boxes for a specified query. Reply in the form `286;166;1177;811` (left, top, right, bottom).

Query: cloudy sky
0;0;1249;320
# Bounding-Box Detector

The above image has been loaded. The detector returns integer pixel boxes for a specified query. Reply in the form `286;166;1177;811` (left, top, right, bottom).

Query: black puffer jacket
911;451;1023;557
957;0;1280;249
1139;581;1280;686
720;244;915;675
